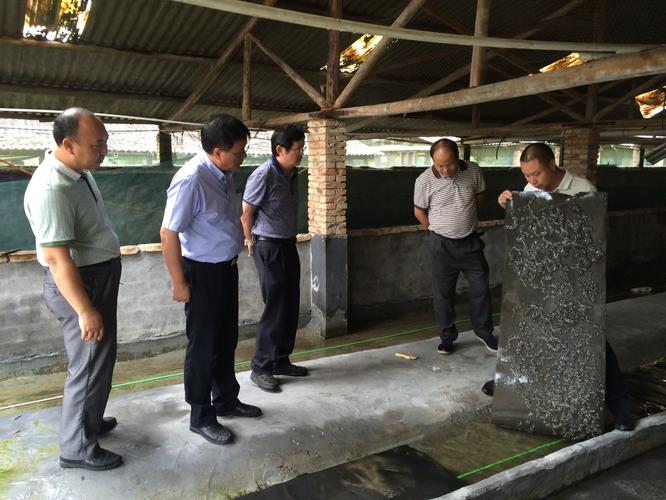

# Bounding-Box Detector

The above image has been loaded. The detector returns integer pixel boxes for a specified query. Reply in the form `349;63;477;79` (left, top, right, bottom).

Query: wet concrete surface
1;293;663;499
546;444;666;499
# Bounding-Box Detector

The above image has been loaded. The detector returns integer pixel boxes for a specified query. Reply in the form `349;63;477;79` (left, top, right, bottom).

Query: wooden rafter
594;76;664;121
348;0;588;132
488;62;586;122
245;47;666;128
169;0;279;121
325;0;342;107
242;34;252;121
172;0;653;53
333;0;428;108
248;34;326;108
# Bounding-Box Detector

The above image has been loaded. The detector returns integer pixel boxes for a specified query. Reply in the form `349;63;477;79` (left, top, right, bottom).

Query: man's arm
241;201;257;257
497;190;513;209
159;226;190;302
413;206;429;228
41;246;104;342
475;192;484;208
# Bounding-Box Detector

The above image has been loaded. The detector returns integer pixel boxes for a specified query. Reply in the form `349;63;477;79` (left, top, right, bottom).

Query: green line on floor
1;312;500;410
456;438;566;479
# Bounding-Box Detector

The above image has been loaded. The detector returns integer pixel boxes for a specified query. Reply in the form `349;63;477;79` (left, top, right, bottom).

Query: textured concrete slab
436;412;666;500
1;293;664;499
493;193;607;439
0;331;497;499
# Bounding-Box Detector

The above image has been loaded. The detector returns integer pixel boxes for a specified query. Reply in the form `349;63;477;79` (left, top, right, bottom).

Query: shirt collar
431;159;467;179
44;150;83;181
270;155;295;181
199;151;229;183
555;169;573;192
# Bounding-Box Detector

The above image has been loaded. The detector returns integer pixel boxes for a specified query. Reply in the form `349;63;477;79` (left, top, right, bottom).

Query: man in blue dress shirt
241;125;308;393
161;114;261;445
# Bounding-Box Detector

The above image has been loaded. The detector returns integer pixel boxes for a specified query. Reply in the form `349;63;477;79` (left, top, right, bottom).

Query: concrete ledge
438;412;666;500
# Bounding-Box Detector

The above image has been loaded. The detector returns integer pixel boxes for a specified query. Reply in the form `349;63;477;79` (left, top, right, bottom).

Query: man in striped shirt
413;138;498;355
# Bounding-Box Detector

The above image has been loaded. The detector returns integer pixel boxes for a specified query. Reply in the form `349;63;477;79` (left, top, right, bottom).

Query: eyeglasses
289;146;307;154
228;145;250;158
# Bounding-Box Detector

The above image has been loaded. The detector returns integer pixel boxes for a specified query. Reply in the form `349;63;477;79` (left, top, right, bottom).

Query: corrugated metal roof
0;0;664;137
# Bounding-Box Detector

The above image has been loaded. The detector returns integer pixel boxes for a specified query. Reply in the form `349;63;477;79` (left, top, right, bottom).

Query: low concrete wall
348;222;505;322
0;241;311;378
1;208;664;379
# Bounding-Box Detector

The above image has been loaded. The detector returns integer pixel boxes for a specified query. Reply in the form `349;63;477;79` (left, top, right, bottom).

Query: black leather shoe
437;342;454;355
190;422;233;445
99;416;117;435
273;363;309;377
614;414;636;432
217;401;262;418
476;332;498;352
60;447;123;471
251;371;281;392
481;379;495;396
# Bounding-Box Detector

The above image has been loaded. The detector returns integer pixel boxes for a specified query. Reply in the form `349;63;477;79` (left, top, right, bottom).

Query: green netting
2;166;665;252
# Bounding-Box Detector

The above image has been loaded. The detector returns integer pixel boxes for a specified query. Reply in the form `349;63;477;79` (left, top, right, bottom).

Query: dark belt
255;235;296;244
430;231;481;241
78;256;119;270
183;256;238;266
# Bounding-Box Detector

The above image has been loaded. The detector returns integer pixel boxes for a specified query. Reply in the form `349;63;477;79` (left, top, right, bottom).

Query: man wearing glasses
161;114;262;445
241;124;307;393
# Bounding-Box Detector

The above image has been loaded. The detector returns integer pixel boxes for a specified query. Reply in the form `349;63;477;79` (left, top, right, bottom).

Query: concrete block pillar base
310;234;348;338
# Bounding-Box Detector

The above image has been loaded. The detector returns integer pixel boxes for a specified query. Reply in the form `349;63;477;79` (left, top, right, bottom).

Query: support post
325;0;341;107
307;119;348;337
242;33;252;121
157;128;173;165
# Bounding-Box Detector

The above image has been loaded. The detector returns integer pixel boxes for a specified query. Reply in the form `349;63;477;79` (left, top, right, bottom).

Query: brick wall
307;119;347;235
562;127;600;182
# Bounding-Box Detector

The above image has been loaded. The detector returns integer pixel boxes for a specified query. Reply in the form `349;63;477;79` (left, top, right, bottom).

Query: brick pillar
307;119;348;338
562;127;600;183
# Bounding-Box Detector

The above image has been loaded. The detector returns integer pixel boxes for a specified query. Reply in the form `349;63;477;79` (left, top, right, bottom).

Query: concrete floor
1;293;665;499
547;444;666;499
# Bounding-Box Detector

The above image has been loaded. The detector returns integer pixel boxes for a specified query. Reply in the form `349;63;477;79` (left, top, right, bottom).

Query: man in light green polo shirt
24;108;123;471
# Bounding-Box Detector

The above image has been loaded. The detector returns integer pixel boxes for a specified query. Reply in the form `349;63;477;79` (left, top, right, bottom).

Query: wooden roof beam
246;47;666;128
172;0;653;53
248;34;326;108
488;62;586;122
333;0;428;108
169;0;279;122
594;75;665;121
348;0;588;132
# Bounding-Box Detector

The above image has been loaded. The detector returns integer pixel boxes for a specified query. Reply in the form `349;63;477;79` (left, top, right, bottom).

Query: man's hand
245;238;254;257
498;190;513;209
79;308;104;342
171;278;191;302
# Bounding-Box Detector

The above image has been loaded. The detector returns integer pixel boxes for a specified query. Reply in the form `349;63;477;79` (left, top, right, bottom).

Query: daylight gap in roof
23;0;92;43
635;87;666;119
321;34;384;74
